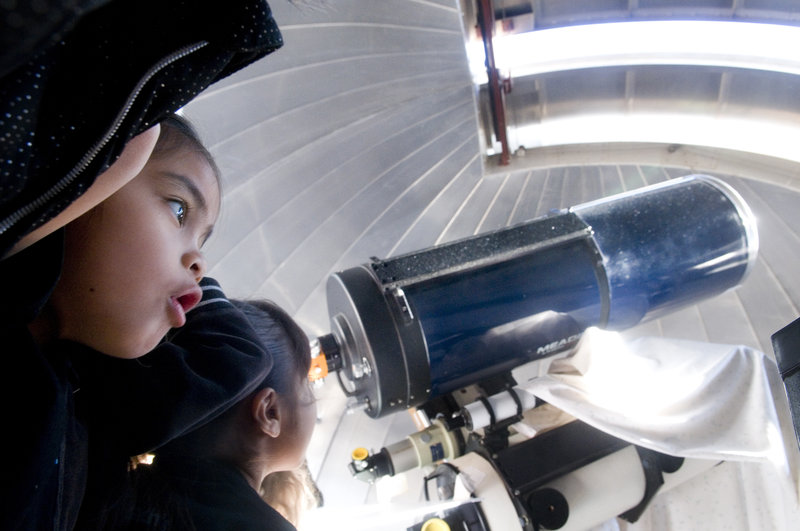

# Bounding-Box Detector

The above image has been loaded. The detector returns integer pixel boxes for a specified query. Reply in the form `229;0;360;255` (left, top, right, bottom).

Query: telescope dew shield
325;175;758;418
572;175;758;328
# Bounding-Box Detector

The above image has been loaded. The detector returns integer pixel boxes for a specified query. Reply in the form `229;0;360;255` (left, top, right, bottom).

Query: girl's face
50;146;220;359
276;378;317;472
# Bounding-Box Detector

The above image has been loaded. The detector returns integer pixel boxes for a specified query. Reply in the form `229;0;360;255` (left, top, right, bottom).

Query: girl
1;3;285;528
2;116;272;530
94;299;318;531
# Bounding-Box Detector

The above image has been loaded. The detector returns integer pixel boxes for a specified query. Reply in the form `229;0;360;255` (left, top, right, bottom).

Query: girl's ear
252;387;281;438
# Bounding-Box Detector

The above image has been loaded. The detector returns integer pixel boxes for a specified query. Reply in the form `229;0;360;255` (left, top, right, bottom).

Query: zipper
0;41;209;236
54;390;67;530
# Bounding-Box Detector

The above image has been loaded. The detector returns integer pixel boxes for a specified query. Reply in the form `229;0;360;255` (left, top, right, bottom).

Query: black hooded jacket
86;457;297;531
0;0;283;257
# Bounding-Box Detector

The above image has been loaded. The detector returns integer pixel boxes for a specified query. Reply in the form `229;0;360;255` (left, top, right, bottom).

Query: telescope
309;174;759;530
313;174;757;418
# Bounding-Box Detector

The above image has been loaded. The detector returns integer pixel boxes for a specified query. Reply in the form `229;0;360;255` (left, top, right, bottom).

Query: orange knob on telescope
308;352;328;382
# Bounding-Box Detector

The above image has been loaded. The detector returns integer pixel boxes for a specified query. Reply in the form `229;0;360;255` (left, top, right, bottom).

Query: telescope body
325;175;757;417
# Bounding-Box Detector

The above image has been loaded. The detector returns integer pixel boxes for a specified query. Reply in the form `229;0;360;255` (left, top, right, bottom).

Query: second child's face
51;146;220;359
277;379;317;472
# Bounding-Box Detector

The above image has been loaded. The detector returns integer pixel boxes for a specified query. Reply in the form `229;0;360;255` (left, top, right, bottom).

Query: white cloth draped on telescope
521;327;799;502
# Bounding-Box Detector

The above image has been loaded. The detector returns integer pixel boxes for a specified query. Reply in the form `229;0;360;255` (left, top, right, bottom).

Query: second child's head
232;299;317;473
157;299;316;479
47;115;221;359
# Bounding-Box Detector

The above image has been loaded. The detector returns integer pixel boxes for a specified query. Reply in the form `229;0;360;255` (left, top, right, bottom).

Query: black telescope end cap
317;333;342;372
772;316;800;450
526;488;569;530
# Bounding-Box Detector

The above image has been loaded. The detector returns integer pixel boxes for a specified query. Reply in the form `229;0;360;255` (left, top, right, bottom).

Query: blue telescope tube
324;175;757;417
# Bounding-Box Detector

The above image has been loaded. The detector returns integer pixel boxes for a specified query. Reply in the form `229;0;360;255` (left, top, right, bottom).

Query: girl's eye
167;199;187;225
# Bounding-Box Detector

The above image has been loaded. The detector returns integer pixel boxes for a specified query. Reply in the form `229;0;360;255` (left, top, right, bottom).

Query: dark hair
151;114;221;187
230;299;312;396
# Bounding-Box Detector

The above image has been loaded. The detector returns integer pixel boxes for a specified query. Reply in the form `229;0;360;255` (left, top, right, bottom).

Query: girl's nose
184;249;207;282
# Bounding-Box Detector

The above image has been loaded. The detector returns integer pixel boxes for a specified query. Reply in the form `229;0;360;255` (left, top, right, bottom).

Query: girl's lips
177;287;202;313
169;286;203;328
168;296;187;328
